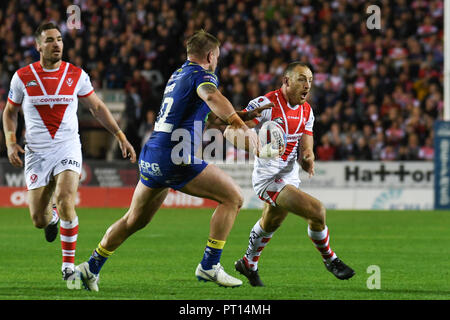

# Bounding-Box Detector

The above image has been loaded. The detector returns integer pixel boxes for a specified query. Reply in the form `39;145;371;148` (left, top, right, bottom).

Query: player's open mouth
301;92;308;99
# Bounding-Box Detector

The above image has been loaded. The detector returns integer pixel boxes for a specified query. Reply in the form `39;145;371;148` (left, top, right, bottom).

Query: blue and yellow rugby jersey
137;61;218;189
146;60;218;155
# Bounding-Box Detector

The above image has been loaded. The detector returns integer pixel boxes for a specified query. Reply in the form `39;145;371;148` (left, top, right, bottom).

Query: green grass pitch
0;208;449;300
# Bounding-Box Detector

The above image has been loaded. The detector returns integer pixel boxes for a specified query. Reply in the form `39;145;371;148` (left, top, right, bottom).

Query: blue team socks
200;238;225;270
87;243;114;275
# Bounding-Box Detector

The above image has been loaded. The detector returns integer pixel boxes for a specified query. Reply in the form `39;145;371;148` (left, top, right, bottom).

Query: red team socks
60;217;79;271
307;225;337;263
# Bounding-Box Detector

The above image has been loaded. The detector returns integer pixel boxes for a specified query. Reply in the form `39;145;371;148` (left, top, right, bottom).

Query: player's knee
269;215;285;230
318;203;327;224
231;189;244;211
309;203;326;228
30;213;47;229
221;188;243;212
54;190;75;211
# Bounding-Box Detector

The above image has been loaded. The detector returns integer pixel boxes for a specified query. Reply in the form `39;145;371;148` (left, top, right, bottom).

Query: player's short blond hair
186;30;220;59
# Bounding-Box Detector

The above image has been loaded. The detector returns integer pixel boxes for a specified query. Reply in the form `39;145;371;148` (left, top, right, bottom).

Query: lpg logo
139;160;162;176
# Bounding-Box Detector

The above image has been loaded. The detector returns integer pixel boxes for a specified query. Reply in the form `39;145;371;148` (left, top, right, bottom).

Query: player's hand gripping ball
257;121;287;159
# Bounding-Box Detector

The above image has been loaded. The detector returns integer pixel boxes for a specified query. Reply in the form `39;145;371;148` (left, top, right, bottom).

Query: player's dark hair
186;29;220;59
34;22;61;41
283;61;313;77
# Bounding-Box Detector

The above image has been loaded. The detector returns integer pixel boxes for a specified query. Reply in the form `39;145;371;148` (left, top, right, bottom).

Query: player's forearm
89;102;122;137
300;135;315;160
2;103;19;145
223;125;252;152
205;94;239;123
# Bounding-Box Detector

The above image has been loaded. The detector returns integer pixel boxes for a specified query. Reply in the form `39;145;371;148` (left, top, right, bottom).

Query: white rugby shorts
24;141;82;190
252;161;301;206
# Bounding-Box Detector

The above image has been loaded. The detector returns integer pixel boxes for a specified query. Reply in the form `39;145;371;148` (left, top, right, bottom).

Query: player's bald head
283;62;313;79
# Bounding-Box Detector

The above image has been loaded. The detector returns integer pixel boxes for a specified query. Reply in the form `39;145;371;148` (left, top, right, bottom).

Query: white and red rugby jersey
7;61;94;151
245;88;314;175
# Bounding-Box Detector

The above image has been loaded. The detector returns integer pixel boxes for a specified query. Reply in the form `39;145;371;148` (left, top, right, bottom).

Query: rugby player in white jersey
2;22;136;283
226;62;355;286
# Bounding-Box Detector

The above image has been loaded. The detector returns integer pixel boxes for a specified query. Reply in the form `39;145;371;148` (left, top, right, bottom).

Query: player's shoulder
264;89;280;100
302;101;314;113
302;101;315;121
64;61;85;75
15;62;36;78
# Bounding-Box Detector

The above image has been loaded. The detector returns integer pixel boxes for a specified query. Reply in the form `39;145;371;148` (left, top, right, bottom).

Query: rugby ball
257;121;287;159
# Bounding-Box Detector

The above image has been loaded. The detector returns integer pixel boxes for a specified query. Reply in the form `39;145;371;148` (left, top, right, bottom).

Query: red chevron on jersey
10;61;94;151
34;104;69;139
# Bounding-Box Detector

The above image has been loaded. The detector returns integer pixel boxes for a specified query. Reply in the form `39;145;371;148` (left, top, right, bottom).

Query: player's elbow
89;103;101;115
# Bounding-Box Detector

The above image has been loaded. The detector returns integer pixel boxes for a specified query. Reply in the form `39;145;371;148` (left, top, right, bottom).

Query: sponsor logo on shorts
61;159;81;167
139;160;162;176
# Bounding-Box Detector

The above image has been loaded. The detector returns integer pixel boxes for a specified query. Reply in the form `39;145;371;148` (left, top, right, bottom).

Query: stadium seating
0;0;442;160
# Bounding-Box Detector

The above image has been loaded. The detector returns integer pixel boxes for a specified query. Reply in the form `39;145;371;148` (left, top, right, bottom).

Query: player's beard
287;90;303;106
43;50;62;65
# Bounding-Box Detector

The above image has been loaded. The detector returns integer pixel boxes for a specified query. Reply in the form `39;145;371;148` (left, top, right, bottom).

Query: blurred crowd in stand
0;0;442;161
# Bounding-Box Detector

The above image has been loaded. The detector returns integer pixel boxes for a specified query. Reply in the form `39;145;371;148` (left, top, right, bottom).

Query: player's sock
49;206;59;225
243;219;274;271
87;243;114;275
60;217;79;272
200;238;225;270
307;225;337;263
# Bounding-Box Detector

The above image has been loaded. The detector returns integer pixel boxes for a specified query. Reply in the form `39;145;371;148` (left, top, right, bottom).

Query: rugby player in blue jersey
76;30;269;290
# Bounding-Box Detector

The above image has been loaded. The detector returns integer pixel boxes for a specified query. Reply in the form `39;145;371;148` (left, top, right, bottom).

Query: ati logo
66;78;73;86
61;159;80;167
30;174;38;184
273;117;284;126
26;80;38;87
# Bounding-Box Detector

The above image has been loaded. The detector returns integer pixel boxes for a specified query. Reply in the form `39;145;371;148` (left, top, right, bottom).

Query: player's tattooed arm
197;83;236;123
197;82;259;154
198;83;218;95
